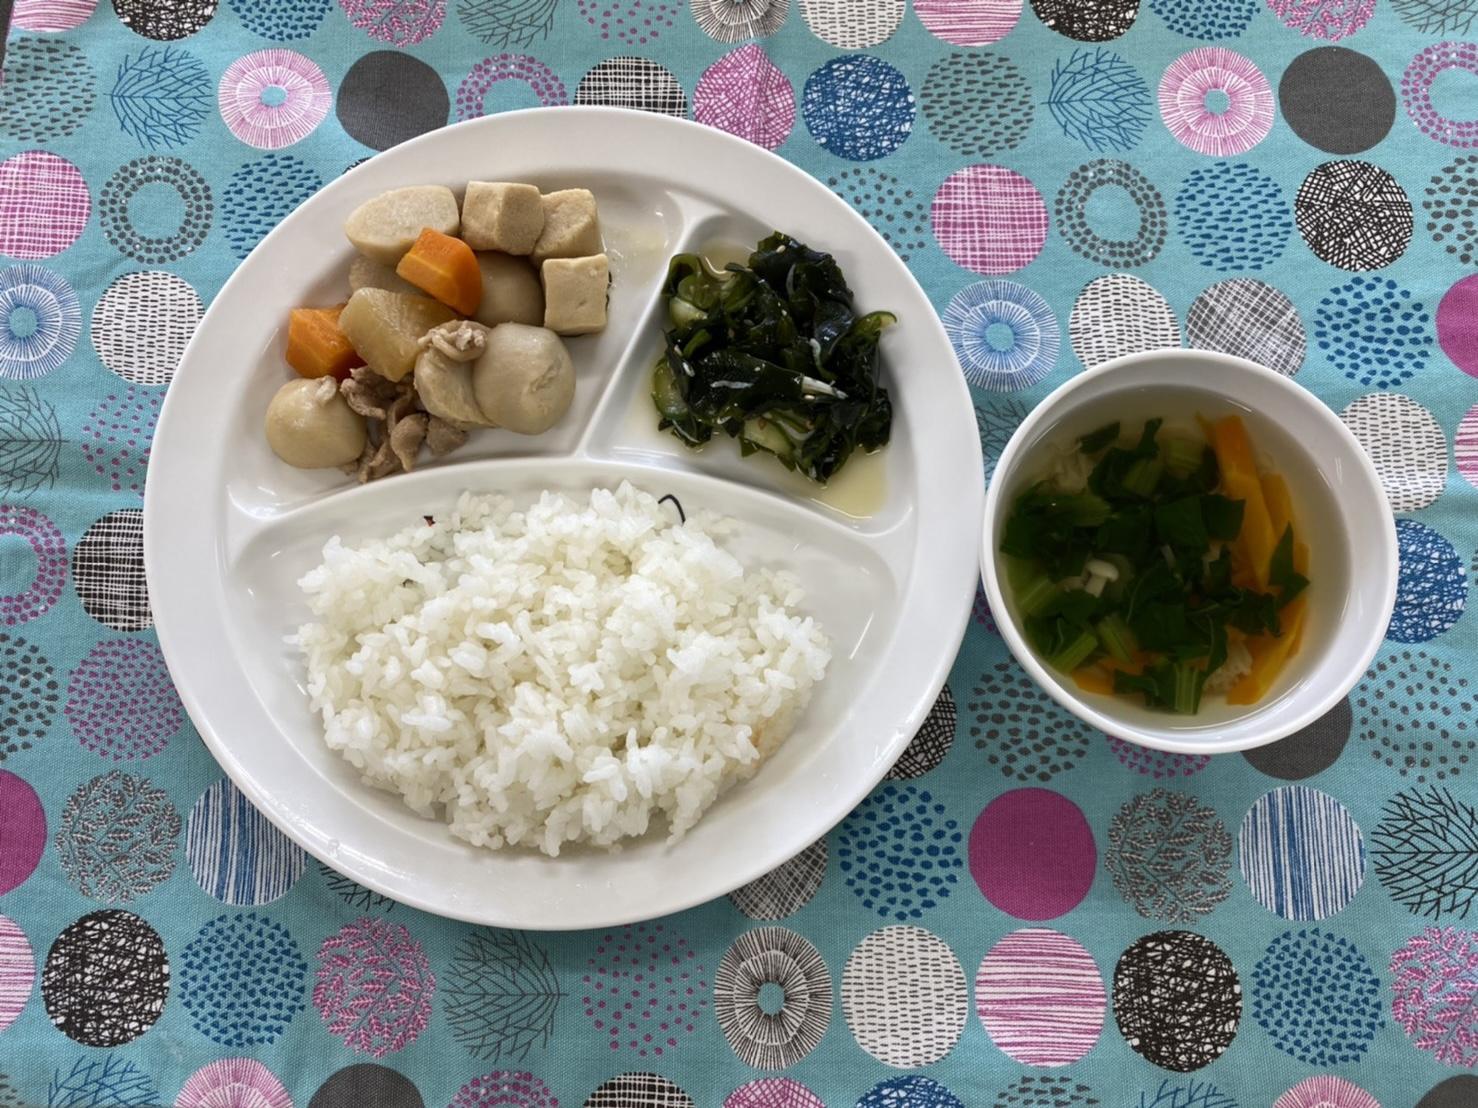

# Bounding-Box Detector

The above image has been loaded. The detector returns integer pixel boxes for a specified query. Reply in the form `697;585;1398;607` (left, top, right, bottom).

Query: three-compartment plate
145;107;983;928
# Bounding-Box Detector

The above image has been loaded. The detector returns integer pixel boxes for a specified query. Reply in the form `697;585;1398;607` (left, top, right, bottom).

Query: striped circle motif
1275;1075;1380;1108
13;0;98;30
1240;786;1366;920
218;49;331;149
715;927;831;1068
1342;393;1447;511
0;914;34;1033
1457;403;1478;489
1069;274;1178;369
0;265;80;381
842;925;967;1067
91;271;202;387
915;0;1020;44
943;280;1059;391
187;778;306;905
1159;47;1273;156
177;1058;292;1108
976;928;1105;1066
690;0;789;42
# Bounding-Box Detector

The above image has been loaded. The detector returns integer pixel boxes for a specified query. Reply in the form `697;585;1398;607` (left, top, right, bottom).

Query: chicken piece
390;413;428;472
426;416;468;456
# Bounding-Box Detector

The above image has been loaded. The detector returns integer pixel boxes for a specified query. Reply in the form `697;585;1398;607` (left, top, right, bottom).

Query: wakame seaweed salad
651;233;895;484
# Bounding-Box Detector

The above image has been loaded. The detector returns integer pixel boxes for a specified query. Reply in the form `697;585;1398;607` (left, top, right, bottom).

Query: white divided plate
145;107;983;928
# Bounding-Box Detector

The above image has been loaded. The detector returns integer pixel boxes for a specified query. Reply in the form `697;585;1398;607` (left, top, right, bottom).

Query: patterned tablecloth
1;0;1477;1105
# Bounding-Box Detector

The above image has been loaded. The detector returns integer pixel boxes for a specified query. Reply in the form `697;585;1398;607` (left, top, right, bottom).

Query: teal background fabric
1;0;1477;1105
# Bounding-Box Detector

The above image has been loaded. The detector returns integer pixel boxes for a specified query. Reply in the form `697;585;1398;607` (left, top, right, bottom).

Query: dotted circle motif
1032;0;1138;41
1069;274;1179;368
580;923;708;1058
1391;519;1466;643
187;777;307;905
922;53;1032;158
842;926;968;1067
1055;158;1166;268
714;927;831;1068
0;264;81;381
1106;788;1232;922
694;45;795;151
730;838;827;919
0;634;58;761
968;661;1092;780
1176;162;1290;271
1342;393;1447;511
835;783;964;921
456;54;567;120
1187;278;1307;376
1390;927;1478;1066
943;280;1060;392
1107;736;1212;779
1314;276;1431;389
1357;649;1476;783
448;1072;557;1108
993;1076;1101;1108
54;770;181;902
803;55;914;161
1150;0;1256;37
91;271;202;387
0;505;66;626
43;909;168;1047
826;168;929;261
932;165;1049;274
578;0;681;45
181;913;306;1047
0;38;96;143
1047;47;1151;152
575;56;687;116
233;0;333;39
976;928;1106;1065
1159;46;1273;156
1239;785;1367;920
1425;154;1478;265
0;152;91;260
177;1059;293;1108
99;156;213;264
223;154;323;260
80;387;161;496
1403;41;1478;148
1296;160;1413;270
1252;928;1383;1064
1113;930;1241;1072
66;637;181;759
887;685;957;778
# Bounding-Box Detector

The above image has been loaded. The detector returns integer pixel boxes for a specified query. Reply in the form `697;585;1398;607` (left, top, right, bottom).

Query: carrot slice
1262;473;1293;538
286;305;363;380
1211;415;1276;589
395;227;482;315
1073;666;1114;695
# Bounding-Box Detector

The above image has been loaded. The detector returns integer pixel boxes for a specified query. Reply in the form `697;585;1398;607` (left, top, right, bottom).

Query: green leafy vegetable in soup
652;233;895;484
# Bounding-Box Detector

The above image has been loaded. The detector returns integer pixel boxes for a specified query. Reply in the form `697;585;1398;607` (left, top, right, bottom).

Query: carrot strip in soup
1211;415;1276;589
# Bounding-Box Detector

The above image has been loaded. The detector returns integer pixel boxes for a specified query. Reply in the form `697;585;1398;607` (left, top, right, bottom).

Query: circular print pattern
943;280;1059;391
1107;736;1211;779
187;777;307;905
80;387;160;496
690;0;788;42
1069;274;1179;368
43;909;168;1047
1176;162;1290;271
932;165;1048;274
0;637;57;762
66;637;181;758
827;167;929;261
1280;47;1394;154
993;1076;1101;1108
1032;0;1138;41
575;56;687;116
715;927;830;1068
99;156;212;264
1296;160;1413;270
0;152;90;260
54;770;180;902
177;1059;293;1108
858;1076;963;1108
725;1079;825;1108
110;43;213;150
219;49;331;149
803;55;913;161
223;154;322;259
1342;393;1446;511
316;917;434;1057
1106;788;1232;922
1055;158;1166;267
1187;278;1306;376
842;925;967;1067
0;505;65;626
1419;1076;1478;1108
1425;154;1478;265
1460;403;1478;487
181;913;306;1047
1439;274;1478;376
584;1074;695;1108
729;838;827;919
916;0;1020;45
1113;930;1241;1072
0;915;34;1034
1252;928;1382;1064
1315;276;1431;389
1267;0;1373;40
888;684;957;778
456;54;567;120
1047;47;1150;152
1391;927;1478;1066
1357;649;1476;783
1403;41;1478;148
112;0;218;38
1239;785;1366;919
580;922;707;1058
339;0;446;42
1242;697;1352;779
1159;47;1273;156
309;1063;425;1108
836;783;964;920
0;265;80;381
1392;518;1466;642
694;45;795;151
578;0;680;45
91;271;202;386
1149;0;1256;38
970;788;1096;920
337;51;449;151
800;0;902;47
233;0;333;39
13;0;99;31
449;1071;557;1108
975;928;1105;1065
0;770;46;894
0;38;96;144
922;53;1032;158
1275;1077;1380;1108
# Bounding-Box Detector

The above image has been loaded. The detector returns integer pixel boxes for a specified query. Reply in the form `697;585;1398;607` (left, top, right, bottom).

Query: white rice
295;481;831;856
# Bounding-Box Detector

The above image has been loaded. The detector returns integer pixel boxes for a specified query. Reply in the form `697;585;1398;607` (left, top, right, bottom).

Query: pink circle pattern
1456;404;1478;489
176;1058;293;1108
1438;275;1478;376
581;923;709;1058
314;917;435;1057
449;1071;558;1108
0;771;45;895
338;0;446;45
577;0;681;44
0;914;34;1034
1390;926;1478;1066
80;388;161;497
1404;43;1478;149
65;638;183;760
0;152;90;260
1107;735;1211;779
0;505;65;626
969;788;1096;920
1273;1076;1380;1108
932;165;1048;275
725;1079;826;1108
1159;48;1274;157
695;45;796;152
1265;0;1374;40
219;50;332;150
456;55;567;122
11;0;97;31
915;0;1021;45
975;928;1105;1065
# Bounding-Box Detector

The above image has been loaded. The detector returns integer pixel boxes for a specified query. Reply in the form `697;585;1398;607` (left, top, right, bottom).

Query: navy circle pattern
802;56;914;162
179;913;307;1047
1314;276;1431;389
835;783;964;921
1175;163;1290;271
1250;928;1383;1065
857;1076;964;1108
222;154;323;260
1390;519;1466;643
1148;0;1256;38
231;0;333;38
0;39;96;143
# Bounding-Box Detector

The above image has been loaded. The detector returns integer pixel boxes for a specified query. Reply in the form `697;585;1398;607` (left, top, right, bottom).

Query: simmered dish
1001;415;1310;713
